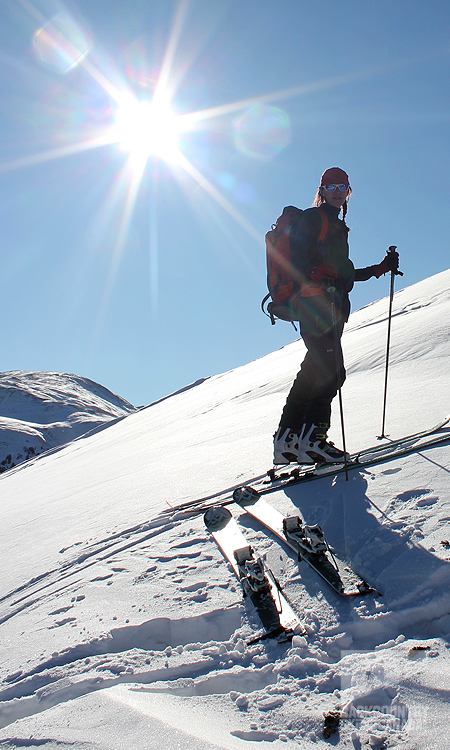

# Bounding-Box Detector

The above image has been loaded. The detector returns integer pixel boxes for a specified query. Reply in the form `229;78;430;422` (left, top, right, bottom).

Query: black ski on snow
233;487;380;597
167;415;450;516
204;506;304;642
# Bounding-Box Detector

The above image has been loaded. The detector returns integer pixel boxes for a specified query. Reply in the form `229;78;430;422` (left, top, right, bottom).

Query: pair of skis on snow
204;488;378;643
203;415;450;642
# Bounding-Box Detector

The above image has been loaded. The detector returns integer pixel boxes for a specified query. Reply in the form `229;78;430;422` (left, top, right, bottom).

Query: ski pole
328;286;349;481
379;246;403;439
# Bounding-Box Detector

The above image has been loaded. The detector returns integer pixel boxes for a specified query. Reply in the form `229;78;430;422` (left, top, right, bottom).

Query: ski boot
297;423;350;465
273;427;300;465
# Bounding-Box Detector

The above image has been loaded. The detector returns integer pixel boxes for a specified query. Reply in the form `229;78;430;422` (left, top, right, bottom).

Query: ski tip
204;505;233;532
233;486;261;505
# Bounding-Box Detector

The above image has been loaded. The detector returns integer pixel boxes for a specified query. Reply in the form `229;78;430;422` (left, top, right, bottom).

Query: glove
310;262;338;282
374;250;399;278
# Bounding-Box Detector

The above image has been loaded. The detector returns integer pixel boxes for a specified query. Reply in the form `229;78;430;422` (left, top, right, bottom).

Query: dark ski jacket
289;202;379;335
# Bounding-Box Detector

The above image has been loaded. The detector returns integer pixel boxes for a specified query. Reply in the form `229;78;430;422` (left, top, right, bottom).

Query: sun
113;96;182;164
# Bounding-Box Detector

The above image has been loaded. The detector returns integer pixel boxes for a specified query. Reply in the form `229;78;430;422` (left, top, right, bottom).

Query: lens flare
218;172;256;205
233;104;291;160
33;13;92;74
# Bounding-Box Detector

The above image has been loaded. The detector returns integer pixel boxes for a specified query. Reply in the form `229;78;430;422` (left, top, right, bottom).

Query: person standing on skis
273;167;399;466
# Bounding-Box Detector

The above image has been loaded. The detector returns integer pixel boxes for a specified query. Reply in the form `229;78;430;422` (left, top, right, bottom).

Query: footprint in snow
158;551;201;562
180;581;208;592
416;495;438;507
170;538;205;550
394;488;433;503
48;617;77;629
48;605;74;616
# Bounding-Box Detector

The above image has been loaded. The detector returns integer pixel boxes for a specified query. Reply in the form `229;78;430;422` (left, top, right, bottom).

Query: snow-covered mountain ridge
0;371;136;472
0;269;449;749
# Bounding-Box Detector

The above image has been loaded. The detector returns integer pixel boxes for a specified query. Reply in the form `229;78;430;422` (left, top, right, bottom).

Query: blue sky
1;0;450;406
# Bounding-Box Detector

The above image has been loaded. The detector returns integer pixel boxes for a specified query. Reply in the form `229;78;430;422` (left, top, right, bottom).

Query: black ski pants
278;320;346;433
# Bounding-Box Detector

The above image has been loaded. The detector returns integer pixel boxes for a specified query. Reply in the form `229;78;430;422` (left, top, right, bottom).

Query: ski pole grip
388;245;403;276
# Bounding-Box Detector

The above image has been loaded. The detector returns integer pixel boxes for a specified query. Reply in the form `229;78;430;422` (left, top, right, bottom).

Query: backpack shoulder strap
317;208;328;243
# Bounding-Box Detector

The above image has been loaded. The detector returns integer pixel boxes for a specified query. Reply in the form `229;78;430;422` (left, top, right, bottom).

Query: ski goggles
322;183;349;192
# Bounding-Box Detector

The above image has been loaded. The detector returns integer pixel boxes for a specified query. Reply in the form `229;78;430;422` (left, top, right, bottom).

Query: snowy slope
0;371;136;472
0;270;449;749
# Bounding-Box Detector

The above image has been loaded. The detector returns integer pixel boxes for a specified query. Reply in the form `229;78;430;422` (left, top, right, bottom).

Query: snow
0;371;136;473
0;269;450;749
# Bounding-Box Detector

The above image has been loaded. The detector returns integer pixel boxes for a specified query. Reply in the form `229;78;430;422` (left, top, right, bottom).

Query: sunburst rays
6;0;388;335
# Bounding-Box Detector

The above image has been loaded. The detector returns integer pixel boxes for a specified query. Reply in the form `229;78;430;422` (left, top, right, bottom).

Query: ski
166;415;450;516
269;413;450;479
233;487;379;597
262;428;450;493
204;506;305;642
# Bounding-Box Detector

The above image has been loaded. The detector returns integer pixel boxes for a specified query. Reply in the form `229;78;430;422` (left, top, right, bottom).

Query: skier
273;167;399;465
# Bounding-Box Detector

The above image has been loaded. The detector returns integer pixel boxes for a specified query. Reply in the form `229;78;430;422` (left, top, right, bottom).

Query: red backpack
262;206;328;325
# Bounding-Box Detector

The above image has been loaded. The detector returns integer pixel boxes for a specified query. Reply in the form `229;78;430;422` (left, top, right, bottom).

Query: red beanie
320;167;350;186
